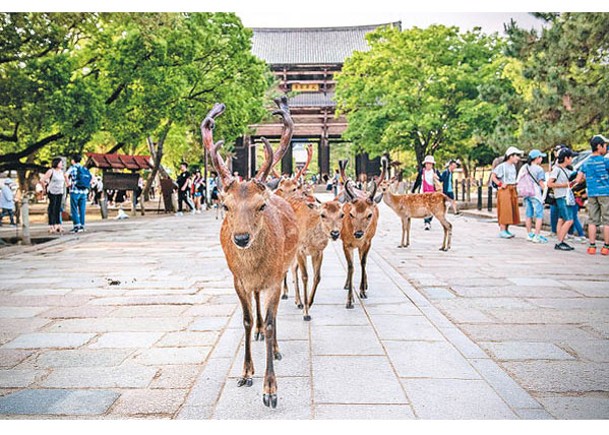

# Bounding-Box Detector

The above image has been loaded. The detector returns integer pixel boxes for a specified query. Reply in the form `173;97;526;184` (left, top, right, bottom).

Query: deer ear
373;193;383;204
252;179;267;192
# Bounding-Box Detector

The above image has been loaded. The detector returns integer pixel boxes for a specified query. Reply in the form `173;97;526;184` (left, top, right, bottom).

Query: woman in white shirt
490;146;524;239
41;157;68;234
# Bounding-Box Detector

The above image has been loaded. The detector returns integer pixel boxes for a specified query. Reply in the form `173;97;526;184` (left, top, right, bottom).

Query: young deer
201;98;298;409
339;179;382;309
379;159;453;251
274;144;313;199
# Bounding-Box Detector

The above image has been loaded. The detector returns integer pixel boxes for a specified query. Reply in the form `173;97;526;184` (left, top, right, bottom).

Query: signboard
292;83;319;92
102;172;139;191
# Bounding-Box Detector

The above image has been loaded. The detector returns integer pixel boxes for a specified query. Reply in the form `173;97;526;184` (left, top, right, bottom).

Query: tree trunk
142;121;172;202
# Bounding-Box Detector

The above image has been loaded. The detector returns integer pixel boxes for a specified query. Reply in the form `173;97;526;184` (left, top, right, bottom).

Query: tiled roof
86;153;153;170
289;92;336;108
251;22;401;65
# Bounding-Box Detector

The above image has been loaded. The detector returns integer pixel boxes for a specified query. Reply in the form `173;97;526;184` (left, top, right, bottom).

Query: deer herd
200;100;454;408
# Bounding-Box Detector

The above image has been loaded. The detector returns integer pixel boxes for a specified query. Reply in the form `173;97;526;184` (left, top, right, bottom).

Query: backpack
516;165;537;198
74;165;92;189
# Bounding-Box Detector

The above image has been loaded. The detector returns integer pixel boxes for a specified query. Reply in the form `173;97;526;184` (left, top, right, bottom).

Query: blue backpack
74;165;92;189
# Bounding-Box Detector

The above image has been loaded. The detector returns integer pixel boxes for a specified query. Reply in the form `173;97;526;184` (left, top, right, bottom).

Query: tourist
192;169;205;213
578;134;609;255
547;148;583;251
517;149;547;243
65;155;91;233
0;177;17;227
548;144;567;238
176;162;195;216
490;146;524;238
440;159;460;215
411;155;441;230
41;157;67;234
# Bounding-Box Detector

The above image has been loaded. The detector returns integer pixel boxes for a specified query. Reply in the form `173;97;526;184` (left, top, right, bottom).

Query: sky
8;1;608;35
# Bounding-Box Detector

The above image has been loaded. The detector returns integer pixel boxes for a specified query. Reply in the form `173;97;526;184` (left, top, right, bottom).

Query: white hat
504;146;524;157
423;155;436;165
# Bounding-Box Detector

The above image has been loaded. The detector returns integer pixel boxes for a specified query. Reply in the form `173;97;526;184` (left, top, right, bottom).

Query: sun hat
528;149;547;159
423;155;435;165
504;146;524;157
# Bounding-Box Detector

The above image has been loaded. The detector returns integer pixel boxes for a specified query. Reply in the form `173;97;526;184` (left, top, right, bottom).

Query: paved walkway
0;197;607;419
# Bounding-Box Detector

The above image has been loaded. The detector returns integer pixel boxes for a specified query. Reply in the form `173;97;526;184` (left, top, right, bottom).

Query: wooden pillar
319;137;330;178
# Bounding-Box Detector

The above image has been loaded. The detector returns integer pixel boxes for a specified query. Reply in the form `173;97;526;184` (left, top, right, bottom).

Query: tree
334;24;509;174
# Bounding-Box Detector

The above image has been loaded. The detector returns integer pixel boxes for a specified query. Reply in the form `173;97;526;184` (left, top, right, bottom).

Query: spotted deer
201;97;298;408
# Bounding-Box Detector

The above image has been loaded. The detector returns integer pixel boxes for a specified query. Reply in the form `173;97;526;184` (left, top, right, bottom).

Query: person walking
578;134;609;255
65;155;91;233
192;169;205;213
547;148;583;251
176;162;195;216
548;144;567;238
0;178;17;227
490;146;524;238
517;149;547;243
440;159;460;215
41;157;67;234
411;155;441;230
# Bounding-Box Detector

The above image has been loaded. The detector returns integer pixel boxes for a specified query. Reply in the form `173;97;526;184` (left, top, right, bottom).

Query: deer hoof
274;351;282;361
303;315;311;321
237;377;253;387
297;303;304;309
281;294;288;300
255;332;265;341
263;393;278;408
346;302;354;309
359;292;367;299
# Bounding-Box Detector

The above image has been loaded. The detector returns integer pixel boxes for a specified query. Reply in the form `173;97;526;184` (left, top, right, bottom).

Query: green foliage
335;24;509;173
0;12;269;177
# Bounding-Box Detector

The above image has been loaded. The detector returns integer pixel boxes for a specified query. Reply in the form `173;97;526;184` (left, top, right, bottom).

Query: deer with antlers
378;158;453;251
338;160;383;309
201;97;298;409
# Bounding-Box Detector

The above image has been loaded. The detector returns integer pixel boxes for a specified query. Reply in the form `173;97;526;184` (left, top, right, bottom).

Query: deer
201;97;299;409
274;144;313;199
338;163;383;309
377;157;453;251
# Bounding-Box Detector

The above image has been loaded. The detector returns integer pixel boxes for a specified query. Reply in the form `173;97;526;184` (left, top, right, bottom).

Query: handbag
516;165;537;197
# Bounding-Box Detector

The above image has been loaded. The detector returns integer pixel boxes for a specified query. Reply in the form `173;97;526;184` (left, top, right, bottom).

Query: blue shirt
578;155;609;197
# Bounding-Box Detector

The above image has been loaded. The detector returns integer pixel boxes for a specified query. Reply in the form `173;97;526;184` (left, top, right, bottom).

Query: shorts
194;192;202;198
588;196;609;226
524;197;544;220
445;192;455;200
555;197;571;221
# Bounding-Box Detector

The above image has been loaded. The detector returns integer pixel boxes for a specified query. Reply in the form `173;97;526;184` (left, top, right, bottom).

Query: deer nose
354;230;364;239
330;230;340;240
233;233;251;248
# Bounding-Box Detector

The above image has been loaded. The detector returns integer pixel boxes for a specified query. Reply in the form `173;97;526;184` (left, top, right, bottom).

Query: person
440;159;460;215
548;144;567;238
517;149;547;243
0;178;17;227
547;148;584;251
41;157;67;234
65;155;91;233
568;178;588;243
176;162;194;216
578;134;609;255
490;146;524;238
192;170;205;213
332;169;339;197
90;175;103;206
411;155;441;230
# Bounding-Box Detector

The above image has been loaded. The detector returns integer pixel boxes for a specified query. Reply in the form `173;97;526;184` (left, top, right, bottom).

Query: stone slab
45;318;190;333
1;333;95;349
479;341;575;361
0;369;46;388
89;332;164;349
536;394;609;419
0;389;119;416
314;404;415;419
32;349;134;368
109;388;188;416
311;325;384;356
156;331;219;348
40;366;158;388
370;315;444;341
132;347;211;365
0;307;49;318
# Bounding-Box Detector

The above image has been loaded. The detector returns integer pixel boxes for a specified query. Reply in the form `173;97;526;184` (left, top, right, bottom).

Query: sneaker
576;236;587;244
527;232;535;241
70;227;80;233
499;230;513;239
566;234;574;240
554;242;574;251
587;245;597;255
175;212;183;216
533;235;548;244
506;230;515;238
602;246;609;256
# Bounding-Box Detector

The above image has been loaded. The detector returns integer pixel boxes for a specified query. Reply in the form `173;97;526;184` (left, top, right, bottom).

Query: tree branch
0;131;64;164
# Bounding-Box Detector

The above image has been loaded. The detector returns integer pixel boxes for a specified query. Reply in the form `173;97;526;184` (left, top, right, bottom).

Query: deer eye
321;213;327;219
259;203;267;212
367;213;373;219
223;204;229;211
339;213;344;219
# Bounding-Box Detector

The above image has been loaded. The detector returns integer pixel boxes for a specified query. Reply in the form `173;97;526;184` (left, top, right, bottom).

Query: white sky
7;1;609;35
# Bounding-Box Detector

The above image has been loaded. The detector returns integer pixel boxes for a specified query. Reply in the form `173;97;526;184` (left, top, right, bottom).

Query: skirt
497;185;520;226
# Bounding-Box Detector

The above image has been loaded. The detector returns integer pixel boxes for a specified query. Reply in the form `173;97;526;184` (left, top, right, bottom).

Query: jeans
70;192;87;228
178;190;194;212
0;208;15;225
568;205;584;236
550;203;558;233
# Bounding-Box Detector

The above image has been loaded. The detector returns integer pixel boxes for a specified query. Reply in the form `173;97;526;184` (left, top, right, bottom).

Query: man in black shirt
176;162;195;215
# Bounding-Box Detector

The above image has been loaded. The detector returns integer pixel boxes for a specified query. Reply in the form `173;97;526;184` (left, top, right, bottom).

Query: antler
379;156;388;182
256;137;275;182
270;96;294;168
201;103;233;187
295;144;313;181
338;159;349;186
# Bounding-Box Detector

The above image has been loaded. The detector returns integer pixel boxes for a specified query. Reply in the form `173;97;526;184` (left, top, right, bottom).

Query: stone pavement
0;197;607;419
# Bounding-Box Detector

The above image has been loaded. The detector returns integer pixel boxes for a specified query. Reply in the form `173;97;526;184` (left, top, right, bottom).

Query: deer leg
436;213;453;251
359;243;371;299
292;261;303;309
343;245;355;309
281;273;288;300
262;288;281;408
406;217;411;247
254;292;264;341
297;253;311;321
308;251;323;309
236;289;254;387
399;217;406;248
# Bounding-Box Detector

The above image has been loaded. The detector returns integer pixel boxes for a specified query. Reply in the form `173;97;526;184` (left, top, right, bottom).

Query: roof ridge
251;22;400;32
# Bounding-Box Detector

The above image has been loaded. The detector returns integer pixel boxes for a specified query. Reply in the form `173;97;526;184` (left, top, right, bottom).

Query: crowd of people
491;134;609;254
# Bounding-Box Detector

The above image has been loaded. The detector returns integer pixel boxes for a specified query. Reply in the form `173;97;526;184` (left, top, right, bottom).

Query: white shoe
175;212;183;216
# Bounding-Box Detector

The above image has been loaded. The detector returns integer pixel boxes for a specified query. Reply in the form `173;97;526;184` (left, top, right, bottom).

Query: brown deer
274;144;313;199
201;97;298;409
378;159;453;251
339;177;382;309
